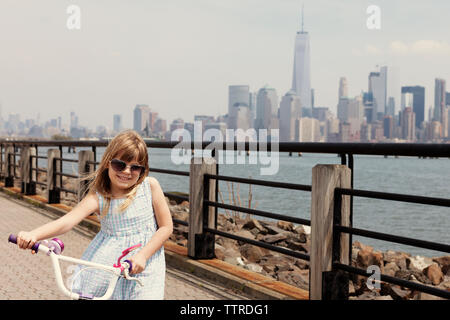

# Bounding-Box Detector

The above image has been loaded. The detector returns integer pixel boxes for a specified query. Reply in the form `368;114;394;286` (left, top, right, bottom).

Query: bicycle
8;234;144;300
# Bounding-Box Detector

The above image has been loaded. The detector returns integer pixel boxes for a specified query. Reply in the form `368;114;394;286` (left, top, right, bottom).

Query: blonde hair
84;130;149;218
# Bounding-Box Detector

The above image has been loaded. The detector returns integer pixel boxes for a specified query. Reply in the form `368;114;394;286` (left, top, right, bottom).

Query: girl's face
107;156;144;196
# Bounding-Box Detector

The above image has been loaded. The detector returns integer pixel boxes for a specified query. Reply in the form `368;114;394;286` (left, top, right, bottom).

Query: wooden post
188;156;217;259
20;146;37;195
78;150;95;202
47;149;61;204
310;164;351;300
4;145;15;187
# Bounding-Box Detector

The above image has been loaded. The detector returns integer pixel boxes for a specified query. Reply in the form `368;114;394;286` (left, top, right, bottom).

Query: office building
228;85;250;130
133;104;150;133
255;85;279;132
279;90;302;142
368;66;388;121
291;8;312;111
113;114;122;133
401;86;425;128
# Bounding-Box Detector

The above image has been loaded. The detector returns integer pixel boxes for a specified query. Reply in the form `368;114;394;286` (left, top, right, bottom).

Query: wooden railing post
310;164;351;300
78;150;95;202
20;146;37;195
47;149;61;204
4;145;15;187
188;156;217;259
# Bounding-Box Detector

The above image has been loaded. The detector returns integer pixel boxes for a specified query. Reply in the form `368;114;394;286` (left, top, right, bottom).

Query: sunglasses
110;158;145;175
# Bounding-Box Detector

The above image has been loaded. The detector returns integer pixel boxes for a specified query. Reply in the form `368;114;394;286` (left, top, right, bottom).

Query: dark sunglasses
110;158;145;175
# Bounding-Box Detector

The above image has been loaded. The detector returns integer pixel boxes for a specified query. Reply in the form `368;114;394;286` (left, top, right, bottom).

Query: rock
356;248;383;272
214;244;226;260
353;241;373;252
243;219;267;233
395;270;431;285
224;256;245;267
407;256;434;272
277;221;294;232
180;200;189;207
415;292;446;300
432;256;450;275
388;285;410;300
384;262;400;277
423;264;444;285
260;222;287;235
245;263;263;273
383;250;409;270
286;240;309;252
261;233;287;244
277;269;309;290
239;244;264;263
234;229;255;245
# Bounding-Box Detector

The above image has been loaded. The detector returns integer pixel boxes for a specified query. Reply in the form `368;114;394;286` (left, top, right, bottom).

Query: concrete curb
0;184;309;300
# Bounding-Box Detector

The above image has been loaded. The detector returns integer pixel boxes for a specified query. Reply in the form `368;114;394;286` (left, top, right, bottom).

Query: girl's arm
16;191;99;251
129;177;173;274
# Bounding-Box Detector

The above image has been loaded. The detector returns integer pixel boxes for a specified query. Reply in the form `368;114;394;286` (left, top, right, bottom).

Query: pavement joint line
0;183;309;300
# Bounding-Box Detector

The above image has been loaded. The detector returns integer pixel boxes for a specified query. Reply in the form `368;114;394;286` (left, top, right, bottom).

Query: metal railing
0;139;449;300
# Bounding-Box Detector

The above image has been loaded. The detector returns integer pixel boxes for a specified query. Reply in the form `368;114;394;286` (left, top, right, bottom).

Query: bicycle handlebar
8;234;41;252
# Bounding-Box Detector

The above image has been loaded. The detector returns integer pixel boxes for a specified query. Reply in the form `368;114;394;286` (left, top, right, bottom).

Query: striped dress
73;178;165;299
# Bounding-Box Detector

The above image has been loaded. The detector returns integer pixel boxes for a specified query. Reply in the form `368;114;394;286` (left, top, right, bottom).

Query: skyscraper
291;7;312;111
113;114;122;133
255;85;278;132
279;90;302;142
339;77;348;99
228;85;250;130
434;78;447;137
133;104;150;133
401;86;425;128
368;66;388;121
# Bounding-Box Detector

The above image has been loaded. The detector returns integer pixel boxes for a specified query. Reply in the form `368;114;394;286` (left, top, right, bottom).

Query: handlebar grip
8;234;40;253
124;259;133;272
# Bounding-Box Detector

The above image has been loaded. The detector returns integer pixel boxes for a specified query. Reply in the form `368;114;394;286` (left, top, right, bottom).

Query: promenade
0;193;248;300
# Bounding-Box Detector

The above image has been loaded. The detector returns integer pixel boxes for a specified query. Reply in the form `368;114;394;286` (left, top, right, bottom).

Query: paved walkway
0;193;248;300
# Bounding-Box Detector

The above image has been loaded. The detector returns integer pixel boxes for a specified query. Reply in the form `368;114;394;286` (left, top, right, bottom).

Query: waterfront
39;146;450;258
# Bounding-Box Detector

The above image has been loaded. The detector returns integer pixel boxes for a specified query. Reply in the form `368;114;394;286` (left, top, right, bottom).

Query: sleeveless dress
73;178;166;300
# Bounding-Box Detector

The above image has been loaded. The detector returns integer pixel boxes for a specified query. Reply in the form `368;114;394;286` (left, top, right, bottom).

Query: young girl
16;130;173;300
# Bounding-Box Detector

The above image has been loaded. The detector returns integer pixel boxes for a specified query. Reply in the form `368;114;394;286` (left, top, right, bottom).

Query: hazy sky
0;0;449;130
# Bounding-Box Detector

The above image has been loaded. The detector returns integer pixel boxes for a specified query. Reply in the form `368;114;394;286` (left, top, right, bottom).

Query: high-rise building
401;86;425;129
434;78;447;137
279;90;302;142
113;114;122;133
228;85;250;130
294;117;320;142
383;116;394;139
291;7;312;111
255;86;278;132
368;66;388;121
133;104;150;133
339;77;348;99
400;107;416;141
70;112;78;129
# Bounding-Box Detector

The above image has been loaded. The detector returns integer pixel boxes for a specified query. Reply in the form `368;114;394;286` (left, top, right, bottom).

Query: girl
16;130;173;299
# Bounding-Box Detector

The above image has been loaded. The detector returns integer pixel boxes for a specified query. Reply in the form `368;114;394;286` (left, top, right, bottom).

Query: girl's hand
127;253;147;274
17;231;38;254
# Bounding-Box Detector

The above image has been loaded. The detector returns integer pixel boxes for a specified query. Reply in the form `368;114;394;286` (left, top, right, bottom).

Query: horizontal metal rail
150;168;190;177
333;263;450;299
31;168;47;173
205;173;312;191
54;157;78;163
55;172;79;179
35;181;46;186
204;226;310;261
205;200;311;226
336;188;450;207
4;140;450;157
164;192;189;202
30;155;48;160
335;225;450;253
172;218;188;226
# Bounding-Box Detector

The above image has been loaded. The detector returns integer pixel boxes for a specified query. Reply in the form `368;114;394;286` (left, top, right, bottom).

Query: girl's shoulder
145;176;161;190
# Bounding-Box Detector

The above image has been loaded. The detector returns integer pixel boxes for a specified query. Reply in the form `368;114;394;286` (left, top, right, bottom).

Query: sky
0;0;449;130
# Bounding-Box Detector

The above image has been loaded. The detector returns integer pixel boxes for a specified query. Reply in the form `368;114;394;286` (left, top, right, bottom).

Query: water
37;146;450;258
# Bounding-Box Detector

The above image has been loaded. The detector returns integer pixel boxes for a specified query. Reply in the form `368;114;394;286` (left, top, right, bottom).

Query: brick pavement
0;193;246;300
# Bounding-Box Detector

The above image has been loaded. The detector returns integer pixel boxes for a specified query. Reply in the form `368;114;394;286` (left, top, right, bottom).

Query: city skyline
0;1;449;131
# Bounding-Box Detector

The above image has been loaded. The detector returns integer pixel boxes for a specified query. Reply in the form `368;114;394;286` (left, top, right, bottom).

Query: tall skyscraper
255;85;278;132
113;114;122;133
401;86;425;128
400;107;416;141
434;78;447;137
227;85;250;130
338;77;348;99
368;66;388;121
291;7;312;111
279;90;302;142
133;104;150;133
